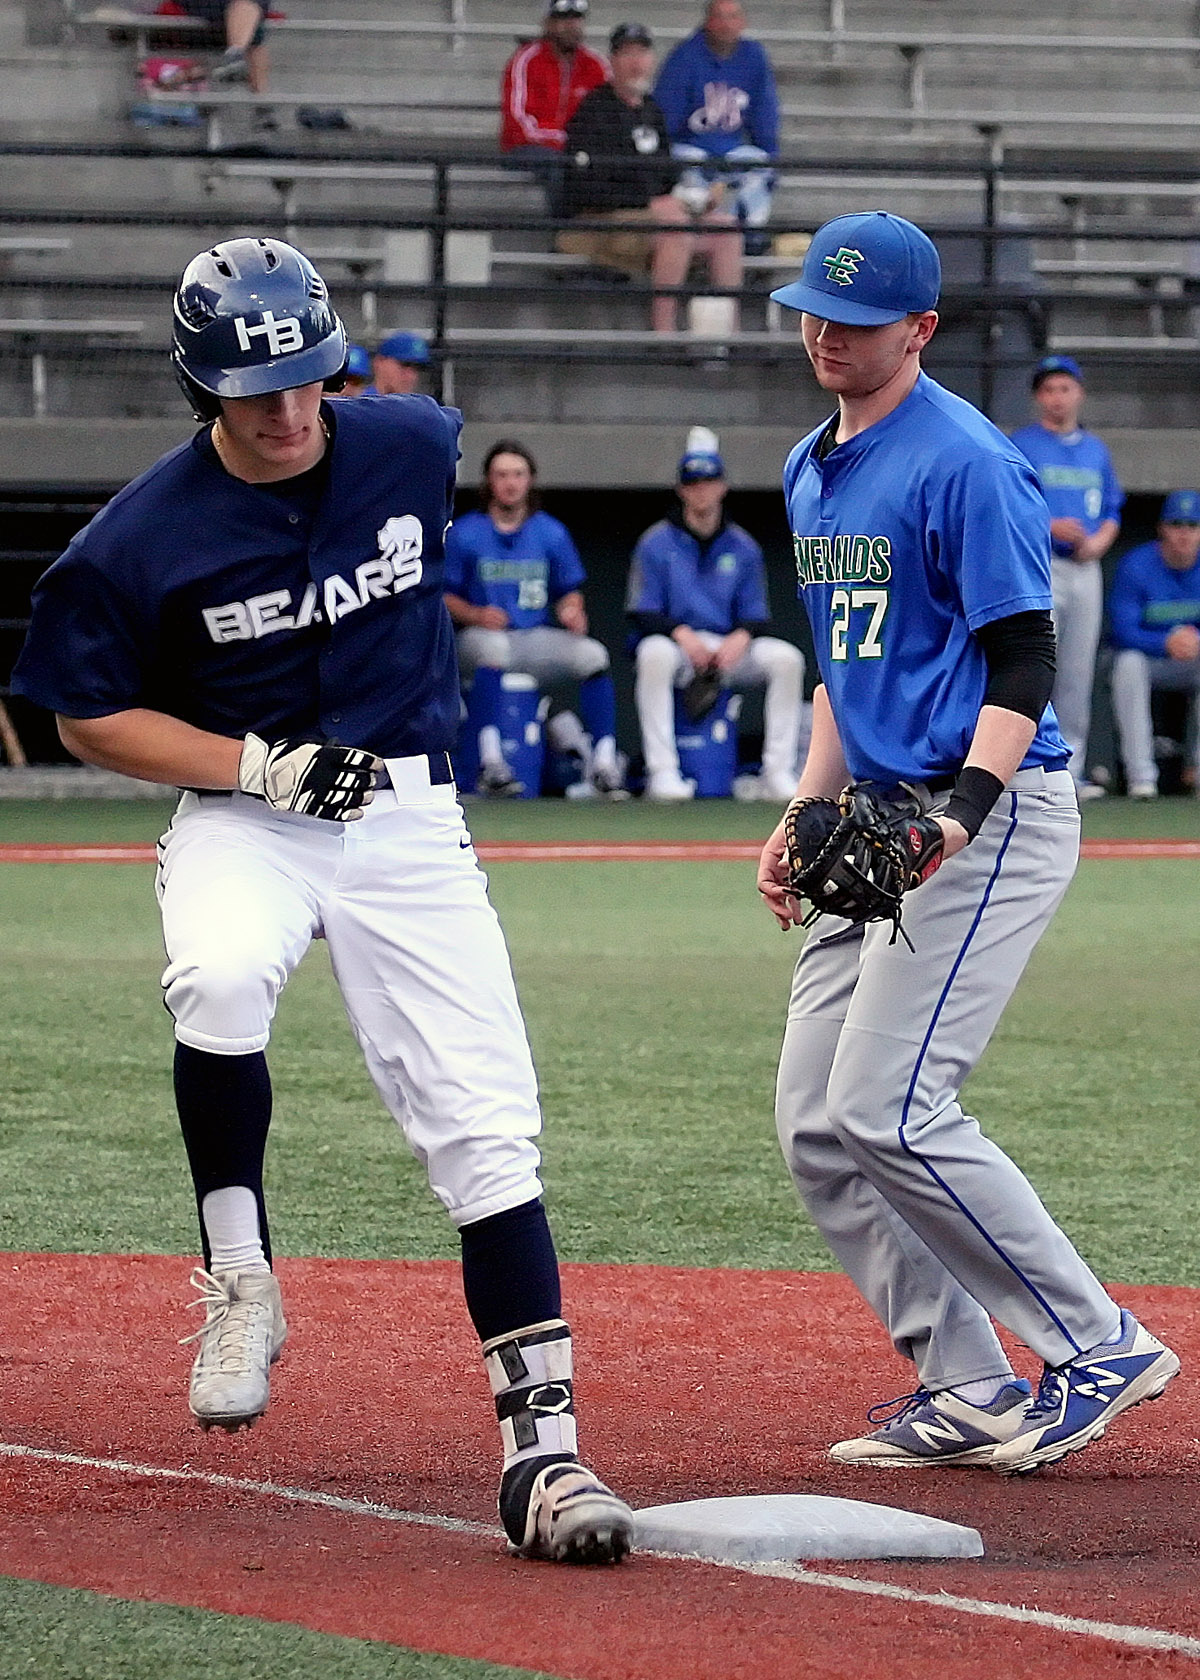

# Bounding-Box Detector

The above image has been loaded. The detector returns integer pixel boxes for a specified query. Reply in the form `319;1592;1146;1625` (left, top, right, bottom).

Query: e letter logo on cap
822;246;863;287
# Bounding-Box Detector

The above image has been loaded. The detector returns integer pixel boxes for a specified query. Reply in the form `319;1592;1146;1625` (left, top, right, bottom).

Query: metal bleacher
2;0;1200;487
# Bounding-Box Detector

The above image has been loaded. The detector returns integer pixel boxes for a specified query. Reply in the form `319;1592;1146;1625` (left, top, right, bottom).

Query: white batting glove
238;734;383;821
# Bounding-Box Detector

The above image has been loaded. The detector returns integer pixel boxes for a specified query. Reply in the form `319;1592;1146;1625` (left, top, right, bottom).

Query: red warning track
1;838;1197;864
2;1254;1199;1678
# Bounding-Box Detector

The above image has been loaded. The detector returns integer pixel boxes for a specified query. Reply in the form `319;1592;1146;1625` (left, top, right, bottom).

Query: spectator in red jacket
501;0;608;210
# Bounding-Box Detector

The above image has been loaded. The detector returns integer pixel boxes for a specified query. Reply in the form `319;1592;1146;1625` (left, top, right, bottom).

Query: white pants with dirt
1050;556;1104;781
775;767;1119;1391
157;755;544;1228
1111;647;1200;792
635;631;804;784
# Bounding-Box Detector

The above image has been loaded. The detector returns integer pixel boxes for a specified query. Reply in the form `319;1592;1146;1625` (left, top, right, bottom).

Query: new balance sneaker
829;1379;1033;1468
499;1454;634;1564
991;1310;1179;1476
181;1267;287;1431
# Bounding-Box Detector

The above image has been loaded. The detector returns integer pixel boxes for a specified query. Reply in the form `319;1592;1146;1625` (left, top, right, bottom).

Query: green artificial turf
0;1577;550;1680
1;845;1196;1284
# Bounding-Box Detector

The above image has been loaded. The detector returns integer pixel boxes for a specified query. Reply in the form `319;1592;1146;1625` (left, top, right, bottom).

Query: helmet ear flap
323;353;349;394
172;352;221;423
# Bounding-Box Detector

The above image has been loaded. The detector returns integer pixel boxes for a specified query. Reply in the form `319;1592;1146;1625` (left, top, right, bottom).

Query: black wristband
943;765;1006;842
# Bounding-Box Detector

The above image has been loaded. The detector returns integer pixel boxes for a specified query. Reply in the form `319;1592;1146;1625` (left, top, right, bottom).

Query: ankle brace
482;1318;577;1469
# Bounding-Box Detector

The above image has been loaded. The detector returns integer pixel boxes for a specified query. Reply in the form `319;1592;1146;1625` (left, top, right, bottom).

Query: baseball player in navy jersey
756;212;1178;1474
11;237;632;1564
444;439;623;797
1011;357;1123;801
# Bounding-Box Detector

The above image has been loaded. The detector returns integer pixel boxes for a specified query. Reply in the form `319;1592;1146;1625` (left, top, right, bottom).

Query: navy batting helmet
171;236;348;420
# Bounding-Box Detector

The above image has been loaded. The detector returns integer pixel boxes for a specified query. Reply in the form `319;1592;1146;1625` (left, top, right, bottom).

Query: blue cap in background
345;343;371;379
376;331;431;365
1161;489;1200;523
678;449;724;483
770;211;941;326
1032;354;1083;388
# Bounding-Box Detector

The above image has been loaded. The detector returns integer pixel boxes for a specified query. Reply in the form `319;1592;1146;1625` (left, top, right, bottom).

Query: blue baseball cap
1032;354;1083;388
376;330;430;365
770;211;941;326
678;448;724;483
345;343;371;380
1162;489;1200;524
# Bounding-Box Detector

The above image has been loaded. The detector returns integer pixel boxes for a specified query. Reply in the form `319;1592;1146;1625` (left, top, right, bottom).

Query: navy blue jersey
626;514;769;635
784;372;1070;785
1009;423;1124;557
443;509;585;629
12;396;462;758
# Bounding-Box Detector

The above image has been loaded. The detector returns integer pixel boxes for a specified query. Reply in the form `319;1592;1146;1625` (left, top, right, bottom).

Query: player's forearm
443;592;485;627
963;705;1038;787
58;708;243;789
795;685;847;798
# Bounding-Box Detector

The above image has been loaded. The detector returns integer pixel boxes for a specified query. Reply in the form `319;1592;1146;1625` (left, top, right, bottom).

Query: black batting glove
238;734;382;821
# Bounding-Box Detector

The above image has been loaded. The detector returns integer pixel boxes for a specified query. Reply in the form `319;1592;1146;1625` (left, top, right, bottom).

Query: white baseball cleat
733;772;798;803
181;1267;287;1431
500;1455;634;1564
829;1379;1033;1468
646;772;695;802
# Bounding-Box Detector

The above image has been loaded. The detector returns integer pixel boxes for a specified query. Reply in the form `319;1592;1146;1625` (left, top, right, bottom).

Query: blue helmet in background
172;236;348;420
345;343;372;380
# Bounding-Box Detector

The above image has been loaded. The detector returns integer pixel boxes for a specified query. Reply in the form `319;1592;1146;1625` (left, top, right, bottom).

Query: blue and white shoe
829;1379;1033;1468
991;1310;1180;1476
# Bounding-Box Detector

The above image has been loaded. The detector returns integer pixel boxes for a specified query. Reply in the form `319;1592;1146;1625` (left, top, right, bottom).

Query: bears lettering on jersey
202;513;426;644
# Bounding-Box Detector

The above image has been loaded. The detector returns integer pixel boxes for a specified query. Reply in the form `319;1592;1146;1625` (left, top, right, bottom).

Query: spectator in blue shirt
627;428;804;800
1109;489;1200;799
654;1;779;253
1011;356;1123;799
445;439;623;796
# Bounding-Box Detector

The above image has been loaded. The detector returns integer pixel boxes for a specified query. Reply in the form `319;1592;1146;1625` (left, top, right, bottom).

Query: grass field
2;792;1198;1678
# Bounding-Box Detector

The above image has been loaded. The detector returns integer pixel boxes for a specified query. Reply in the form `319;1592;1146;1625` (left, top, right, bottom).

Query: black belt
193;751;455;801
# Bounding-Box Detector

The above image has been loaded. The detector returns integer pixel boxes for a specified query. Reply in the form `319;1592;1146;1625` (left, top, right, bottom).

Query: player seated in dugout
557;21;742;333
170;1;270;92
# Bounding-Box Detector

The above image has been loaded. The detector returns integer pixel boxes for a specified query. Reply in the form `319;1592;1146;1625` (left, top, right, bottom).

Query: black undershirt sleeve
943;609;1057;840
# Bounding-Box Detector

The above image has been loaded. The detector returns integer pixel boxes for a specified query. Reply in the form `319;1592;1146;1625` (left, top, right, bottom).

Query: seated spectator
559;23;742;333
654;1;779;254
500;0;608;209
338;344;372;397
1109;489;1200;799
627;428;804;801
177;1;269;92
1010;355;1123;801
370;332;431;396
445;440;624;798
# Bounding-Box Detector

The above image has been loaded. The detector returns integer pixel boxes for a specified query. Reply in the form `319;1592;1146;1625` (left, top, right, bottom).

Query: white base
634;1494;983;1563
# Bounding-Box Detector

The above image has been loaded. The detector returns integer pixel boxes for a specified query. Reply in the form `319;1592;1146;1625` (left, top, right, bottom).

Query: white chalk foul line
5;1441;1200;1660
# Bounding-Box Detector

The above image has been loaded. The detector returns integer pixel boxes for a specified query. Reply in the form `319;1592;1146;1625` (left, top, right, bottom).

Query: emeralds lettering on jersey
792;533;893;587
821;246;863;286
477;556;549;613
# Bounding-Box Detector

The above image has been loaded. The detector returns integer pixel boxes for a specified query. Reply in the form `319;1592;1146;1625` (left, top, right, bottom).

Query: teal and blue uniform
1009;423;1124;557
1109;540;1200;654
444;510;586;629
783;372;1069;783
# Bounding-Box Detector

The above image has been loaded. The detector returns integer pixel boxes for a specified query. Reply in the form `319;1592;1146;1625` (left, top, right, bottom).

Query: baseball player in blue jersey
444;439;623;797
1011;357;1124;800
627;428;804;801
1108;488;1200;798
11;238;632;1564
756;212;1178;1474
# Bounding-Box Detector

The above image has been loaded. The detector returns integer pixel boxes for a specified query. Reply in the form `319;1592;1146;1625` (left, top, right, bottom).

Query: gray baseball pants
1050;556;1103;782
1111;647;1200;792
775;767;1119;1390
457;625;610;684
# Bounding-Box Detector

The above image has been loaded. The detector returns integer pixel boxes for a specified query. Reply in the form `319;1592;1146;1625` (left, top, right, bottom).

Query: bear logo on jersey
377;515;424;592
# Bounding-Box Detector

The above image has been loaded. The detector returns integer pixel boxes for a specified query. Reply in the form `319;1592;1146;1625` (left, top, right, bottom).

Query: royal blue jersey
443;509;585;630
783;372;1070;785
1108;540;1200;657
626;513;769;637
653;32;779;157
1009;423;1124;557
12;395;463;758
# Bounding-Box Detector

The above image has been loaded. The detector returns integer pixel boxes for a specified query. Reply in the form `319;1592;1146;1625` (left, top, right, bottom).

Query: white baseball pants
775;768;1119;1388
1050;556;1104;781
156;757;544;1227
634;632;804;782
457;625;610;684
